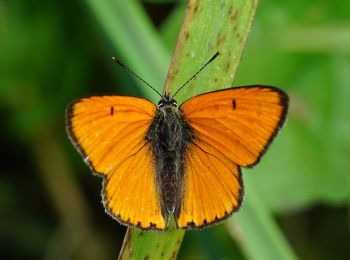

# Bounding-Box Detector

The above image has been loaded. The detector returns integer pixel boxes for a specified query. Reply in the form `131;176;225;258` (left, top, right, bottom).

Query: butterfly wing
176;86;288;228
66;96;167;230
175;142;243;228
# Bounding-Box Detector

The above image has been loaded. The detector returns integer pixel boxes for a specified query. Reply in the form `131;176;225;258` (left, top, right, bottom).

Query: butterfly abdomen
146;102;194;213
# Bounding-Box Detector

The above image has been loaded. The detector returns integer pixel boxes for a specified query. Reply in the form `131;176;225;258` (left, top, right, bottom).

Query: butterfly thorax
146;96;194;214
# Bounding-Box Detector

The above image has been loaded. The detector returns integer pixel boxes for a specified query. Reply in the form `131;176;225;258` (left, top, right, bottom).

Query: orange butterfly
66;53;288;230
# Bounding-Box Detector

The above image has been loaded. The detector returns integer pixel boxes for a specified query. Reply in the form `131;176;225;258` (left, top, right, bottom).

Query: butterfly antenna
112;56;163;98
172;52;220;98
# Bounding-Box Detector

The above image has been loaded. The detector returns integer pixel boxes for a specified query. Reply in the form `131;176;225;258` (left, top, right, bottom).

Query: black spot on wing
232;99;236;109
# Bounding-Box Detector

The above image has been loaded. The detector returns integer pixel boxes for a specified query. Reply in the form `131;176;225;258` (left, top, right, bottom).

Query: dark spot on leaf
228;5;233;14
184;31;190;40
222;34;226;42
216;36;222;46
231;10;238;21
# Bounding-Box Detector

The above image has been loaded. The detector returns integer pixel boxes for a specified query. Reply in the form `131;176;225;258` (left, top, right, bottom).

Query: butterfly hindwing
66;96;167;230
175;142;243;228
175;86;288;228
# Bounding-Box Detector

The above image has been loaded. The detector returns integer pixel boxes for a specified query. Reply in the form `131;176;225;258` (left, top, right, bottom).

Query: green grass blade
119;217;184;260
164;0;259;102
228;175;298;260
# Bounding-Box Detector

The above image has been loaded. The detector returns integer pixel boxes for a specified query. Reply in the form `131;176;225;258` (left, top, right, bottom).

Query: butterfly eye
158;100;164;108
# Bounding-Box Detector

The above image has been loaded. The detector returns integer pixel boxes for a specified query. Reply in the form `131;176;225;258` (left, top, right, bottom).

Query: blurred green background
1;0;350;259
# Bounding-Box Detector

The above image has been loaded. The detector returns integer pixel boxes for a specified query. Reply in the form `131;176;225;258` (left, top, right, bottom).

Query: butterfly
66;52;288;230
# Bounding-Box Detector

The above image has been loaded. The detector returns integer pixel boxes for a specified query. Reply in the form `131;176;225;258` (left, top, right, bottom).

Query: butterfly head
158;94;177;108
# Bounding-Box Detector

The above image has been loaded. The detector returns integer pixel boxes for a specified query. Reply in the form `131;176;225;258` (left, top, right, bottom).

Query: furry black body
146;96;194;216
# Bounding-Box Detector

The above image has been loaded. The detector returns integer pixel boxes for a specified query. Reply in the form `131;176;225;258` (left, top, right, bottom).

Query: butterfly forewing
180;86;288;167
66;96;167;230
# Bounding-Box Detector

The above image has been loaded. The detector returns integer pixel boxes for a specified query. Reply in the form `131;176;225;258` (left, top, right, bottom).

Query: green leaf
119;217;184;259
228;176;298;260
163;0;259;103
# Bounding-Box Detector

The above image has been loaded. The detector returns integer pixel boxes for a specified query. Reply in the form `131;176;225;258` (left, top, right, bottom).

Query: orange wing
176;86;288;228
66;96;167;230
175;142;243;228
180;86;288;167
